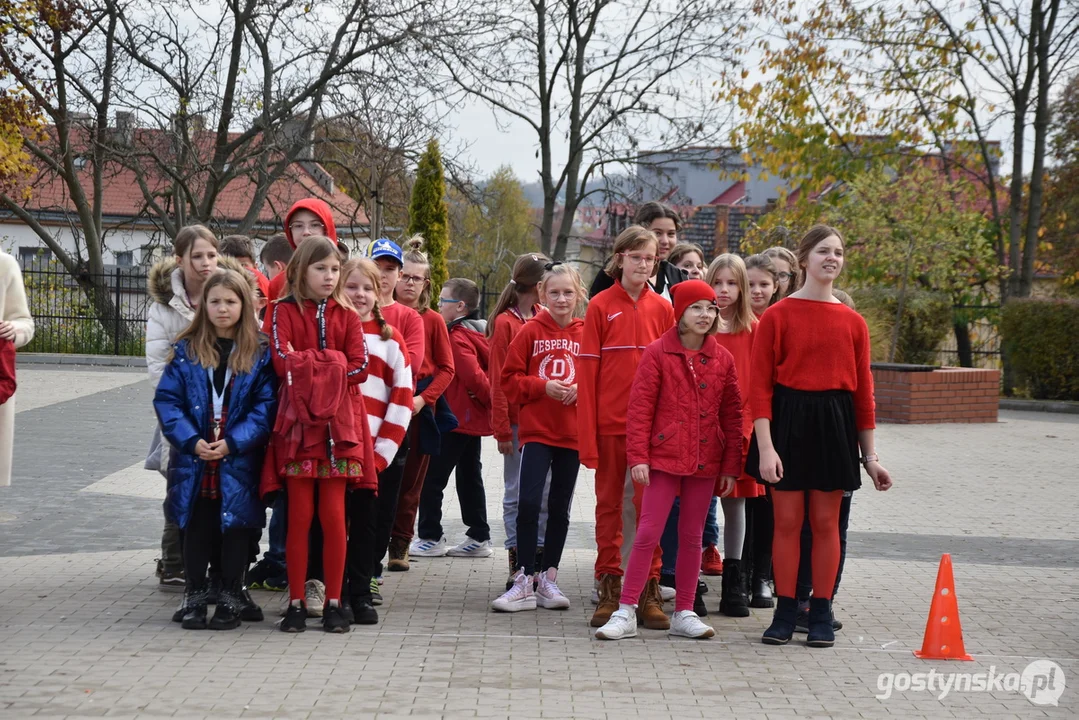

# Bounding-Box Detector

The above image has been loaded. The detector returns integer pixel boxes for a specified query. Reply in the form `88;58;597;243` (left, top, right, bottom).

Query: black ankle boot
750;573;774;609
761;596;798;645
806;597;835;647
180;589;209;630
694;578;709;617
209;590;242;630
718;559;750;617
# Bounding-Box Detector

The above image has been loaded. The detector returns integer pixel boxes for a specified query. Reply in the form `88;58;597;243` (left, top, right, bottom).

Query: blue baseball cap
369;238;403;265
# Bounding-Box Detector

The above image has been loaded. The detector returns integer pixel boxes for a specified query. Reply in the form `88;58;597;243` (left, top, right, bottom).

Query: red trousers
593;435;662;580
391;422;431;542
286;477;346;602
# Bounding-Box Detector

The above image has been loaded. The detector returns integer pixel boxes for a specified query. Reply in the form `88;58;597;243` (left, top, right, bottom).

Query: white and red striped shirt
350;318;413;473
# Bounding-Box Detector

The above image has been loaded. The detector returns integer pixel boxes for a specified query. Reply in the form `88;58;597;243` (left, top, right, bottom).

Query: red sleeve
342;308;370;385
853;313;876;431
501;325;547;405
576;298;604;469
420;316;456;405
488;315;516;442
452;333;491;406
402;311;424;386
750;308;778;423
625;344;661;469
268;302;294;378
718;354;745;478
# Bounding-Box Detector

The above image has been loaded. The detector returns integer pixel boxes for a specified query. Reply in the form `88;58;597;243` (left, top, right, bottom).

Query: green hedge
850;288;952;365
1001;298;1079;400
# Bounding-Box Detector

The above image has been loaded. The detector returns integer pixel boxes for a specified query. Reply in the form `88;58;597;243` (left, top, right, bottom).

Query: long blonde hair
173;270;262;374
704;254;756;335
283;236;354;313
343;257;394;341
538;262;588;319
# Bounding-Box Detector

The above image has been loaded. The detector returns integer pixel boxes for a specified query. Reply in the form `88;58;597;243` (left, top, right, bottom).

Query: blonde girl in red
491;262;586;612
266;237;372;634
486;253;551;589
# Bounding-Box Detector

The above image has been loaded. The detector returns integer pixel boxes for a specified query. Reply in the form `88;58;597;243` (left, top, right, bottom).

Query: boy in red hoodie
578;226;675;630
414;278;494;558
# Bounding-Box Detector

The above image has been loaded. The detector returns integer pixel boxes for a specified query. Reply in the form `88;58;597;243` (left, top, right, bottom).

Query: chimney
115;111;134;146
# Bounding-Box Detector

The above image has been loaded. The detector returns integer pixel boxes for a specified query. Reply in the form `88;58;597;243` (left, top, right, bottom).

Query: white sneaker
535;570;571;610
491;571;536;612
446;538;494;558
659;584;676;602
304;579;326;618
669;609;715;639
410;537;449;558
595;608;638;640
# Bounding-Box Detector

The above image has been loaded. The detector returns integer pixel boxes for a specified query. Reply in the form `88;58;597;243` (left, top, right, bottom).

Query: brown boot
637;577;670;630
589;574;621;628
387;536;410;572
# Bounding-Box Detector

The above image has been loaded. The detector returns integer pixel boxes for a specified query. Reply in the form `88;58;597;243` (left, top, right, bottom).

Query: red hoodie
500;309;583;451
443;315;492;436
488;306;540;443
266;198;338;302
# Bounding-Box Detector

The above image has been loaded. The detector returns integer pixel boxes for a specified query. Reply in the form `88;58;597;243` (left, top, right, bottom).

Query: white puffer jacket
145;255;250;388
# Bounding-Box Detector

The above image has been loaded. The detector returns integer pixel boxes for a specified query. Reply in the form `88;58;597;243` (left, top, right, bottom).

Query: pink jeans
619;470;714;612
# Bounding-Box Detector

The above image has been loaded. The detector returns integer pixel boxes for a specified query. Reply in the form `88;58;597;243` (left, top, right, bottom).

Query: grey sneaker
304;579;326;617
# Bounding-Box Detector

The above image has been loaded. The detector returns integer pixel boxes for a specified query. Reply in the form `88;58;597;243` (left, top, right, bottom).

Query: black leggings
183;497;248;592
372;434;410;577
516;442;579;576
744;493;773;583
345;488;377;602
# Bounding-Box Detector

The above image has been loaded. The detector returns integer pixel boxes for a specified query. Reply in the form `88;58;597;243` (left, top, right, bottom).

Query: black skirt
758;384;862;493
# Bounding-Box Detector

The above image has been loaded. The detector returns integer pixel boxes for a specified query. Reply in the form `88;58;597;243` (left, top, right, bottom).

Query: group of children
147;195;892;645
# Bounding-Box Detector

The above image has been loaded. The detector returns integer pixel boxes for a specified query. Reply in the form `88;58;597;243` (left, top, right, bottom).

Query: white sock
618;602;636;614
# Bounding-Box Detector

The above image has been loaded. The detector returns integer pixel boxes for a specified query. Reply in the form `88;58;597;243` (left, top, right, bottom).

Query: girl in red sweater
486;252;551;588
268;237;371;634
388;238;456;568
752;225;893;648
579;226;676;630
341;258;414;624
745;254;782;317
595;281;742;641
491;262;586;613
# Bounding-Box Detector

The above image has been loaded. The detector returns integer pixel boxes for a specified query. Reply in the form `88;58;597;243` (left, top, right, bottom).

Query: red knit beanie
671;279;718;323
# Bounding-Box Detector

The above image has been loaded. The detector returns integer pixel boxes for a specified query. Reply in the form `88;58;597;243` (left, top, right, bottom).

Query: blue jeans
660;496;719;575
264;492;287;572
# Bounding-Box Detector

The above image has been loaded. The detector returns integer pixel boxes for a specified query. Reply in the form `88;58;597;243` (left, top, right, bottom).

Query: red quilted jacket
626;327;744;489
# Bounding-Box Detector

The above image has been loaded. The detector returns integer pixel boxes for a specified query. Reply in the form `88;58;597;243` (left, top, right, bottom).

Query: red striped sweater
350;319;414;473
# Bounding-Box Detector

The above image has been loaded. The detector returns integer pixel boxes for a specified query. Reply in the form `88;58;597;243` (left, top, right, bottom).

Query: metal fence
21;262;151;356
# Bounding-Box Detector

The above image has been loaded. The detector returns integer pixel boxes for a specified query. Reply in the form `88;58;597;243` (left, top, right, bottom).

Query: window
18;246;52;267
114;251;134;267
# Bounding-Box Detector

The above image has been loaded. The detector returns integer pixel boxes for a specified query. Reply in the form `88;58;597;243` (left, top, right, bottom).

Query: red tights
286;477;346;602
771;489;843;600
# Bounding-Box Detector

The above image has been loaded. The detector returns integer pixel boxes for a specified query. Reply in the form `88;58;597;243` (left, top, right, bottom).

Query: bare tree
429;0;745;259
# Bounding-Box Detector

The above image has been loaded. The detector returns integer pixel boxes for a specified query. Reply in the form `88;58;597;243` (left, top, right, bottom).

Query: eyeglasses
437;297;460;305
777;272;794;281
289;221;325;234
619;253;657;266
685;304;719;316
400;274;427;285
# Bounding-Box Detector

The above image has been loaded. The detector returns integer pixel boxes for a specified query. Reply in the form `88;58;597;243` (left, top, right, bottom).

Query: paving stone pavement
0;365;1076;718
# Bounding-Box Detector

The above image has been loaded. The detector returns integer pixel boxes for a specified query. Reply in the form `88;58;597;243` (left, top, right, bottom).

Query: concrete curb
17;353;146;368
999;398;1079;415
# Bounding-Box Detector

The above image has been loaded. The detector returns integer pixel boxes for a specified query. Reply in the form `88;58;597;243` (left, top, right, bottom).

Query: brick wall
872;367;1000;424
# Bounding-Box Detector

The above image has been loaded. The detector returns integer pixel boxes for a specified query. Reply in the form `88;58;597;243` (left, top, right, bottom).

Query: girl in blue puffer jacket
154;269;277;630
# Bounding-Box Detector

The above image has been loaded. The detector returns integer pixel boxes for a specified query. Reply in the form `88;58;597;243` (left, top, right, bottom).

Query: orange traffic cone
913;553;973;660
